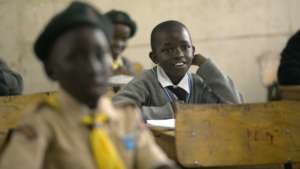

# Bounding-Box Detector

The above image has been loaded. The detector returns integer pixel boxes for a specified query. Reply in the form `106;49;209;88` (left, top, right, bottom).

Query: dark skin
111;23;131;60
44;25;180;169
150;25;207;85
45;26;112;109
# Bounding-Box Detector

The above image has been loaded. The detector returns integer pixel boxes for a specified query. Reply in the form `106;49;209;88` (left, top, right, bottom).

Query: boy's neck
169;74;185;85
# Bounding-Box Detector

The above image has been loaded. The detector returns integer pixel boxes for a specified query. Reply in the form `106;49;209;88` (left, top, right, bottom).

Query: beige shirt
0;90;171;169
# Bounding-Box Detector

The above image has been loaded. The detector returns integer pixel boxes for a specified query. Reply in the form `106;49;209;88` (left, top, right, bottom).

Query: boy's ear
192;45;195;55
149;51;158;64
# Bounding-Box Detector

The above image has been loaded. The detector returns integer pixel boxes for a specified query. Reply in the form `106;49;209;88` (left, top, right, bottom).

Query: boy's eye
122;37;128;41
68;51;82;62
95;47;104;59
162;48;175;53
181;44;191;50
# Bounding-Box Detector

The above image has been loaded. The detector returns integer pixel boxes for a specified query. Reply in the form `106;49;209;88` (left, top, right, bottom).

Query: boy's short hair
150;20;190;51
34;1;113;63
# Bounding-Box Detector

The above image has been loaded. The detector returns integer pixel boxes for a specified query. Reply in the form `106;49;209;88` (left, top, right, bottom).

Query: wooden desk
151;101;300;169
279;86;300;101
151;129;176;160
152;130;287;169
0;91;58;132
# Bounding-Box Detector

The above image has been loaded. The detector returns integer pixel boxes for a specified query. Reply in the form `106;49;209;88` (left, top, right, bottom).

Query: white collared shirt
156;65;191;94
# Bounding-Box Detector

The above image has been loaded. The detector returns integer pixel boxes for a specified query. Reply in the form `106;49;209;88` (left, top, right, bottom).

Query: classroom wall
0;0;299;102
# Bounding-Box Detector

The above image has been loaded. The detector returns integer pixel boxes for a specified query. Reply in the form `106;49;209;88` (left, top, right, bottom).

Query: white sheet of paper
146;119;175;129
108;75;133;87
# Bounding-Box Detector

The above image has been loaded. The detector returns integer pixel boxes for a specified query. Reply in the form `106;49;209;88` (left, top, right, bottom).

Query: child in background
105;10;137;76
113;20;243;120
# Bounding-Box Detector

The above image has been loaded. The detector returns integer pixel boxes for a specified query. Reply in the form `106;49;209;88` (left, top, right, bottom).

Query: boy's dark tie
167;86;187;101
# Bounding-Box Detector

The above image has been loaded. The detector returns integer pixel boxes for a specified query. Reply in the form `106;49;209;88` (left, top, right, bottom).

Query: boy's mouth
174;61;186;68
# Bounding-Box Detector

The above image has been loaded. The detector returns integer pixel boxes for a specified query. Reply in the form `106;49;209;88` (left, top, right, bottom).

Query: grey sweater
0;59;23;96
112;59;243;119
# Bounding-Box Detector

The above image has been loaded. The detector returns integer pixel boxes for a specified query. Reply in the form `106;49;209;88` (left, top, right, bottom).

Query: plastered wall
0;0;299;102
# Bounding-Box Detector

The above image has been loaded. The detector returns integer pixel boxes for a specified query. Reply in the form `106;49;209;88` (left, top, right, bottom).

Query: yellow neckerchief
45;95;126;169
112;57;124;70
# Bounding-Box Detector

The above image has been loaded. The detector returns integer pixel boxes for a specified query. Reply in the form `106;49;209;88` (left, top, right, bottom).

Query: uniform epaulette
120;102;137;108
113;101;138;109
34;95;60;113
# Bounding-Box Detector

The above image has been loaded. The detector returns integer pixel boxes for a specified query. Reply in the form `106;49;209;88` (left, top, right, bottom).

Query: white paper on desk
146;119;175;129
108;75;133;87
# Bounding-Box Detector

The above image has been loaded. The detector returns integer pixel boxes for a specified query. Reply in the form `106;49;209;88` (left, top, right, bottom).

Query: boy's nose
114;39;126;49
174;47;184;57
86;55;102;74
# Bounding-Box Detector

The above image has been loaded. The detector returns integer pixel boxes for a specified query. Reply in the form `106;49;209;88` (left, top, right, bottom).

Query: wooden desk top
279;86;300;100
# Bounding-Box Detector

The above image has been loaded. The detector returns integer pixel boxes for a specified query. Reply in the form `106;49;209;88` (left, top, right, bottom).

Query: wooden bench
152;101;300;169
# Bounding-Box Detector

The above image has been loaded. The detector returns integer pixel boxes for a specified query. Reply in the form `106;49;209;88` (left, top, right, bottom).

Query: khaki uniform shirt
112;57;135;76
0;90;171;169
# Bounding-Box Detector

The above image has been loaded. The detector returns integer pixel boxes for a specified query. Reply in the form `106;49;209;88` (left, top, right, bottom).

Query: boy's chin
177;71;188;79
83;95;102;110
167;69;188;82
174;67;189;76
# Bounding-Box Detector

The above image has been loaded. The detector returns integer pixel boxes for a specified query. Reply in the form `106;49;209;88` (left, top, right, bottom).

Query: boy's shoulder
189;71;205;83
18;94;66;128
12;98;59;141
21;99;60;124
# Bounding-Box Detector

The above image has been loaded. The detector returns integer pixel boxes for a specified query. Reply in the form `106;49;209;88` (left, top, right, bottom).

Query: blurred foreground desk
151;129;176;160
151;101;300;169
0;91;58;153
0;91;58;132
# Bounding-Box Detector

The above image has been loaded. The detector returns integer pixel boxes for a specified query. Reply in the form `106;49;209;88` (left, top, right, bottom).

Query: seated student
278;30;300;85
0;58;23;96
105;10;137;76
0;2;178;169
112;20;243;120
